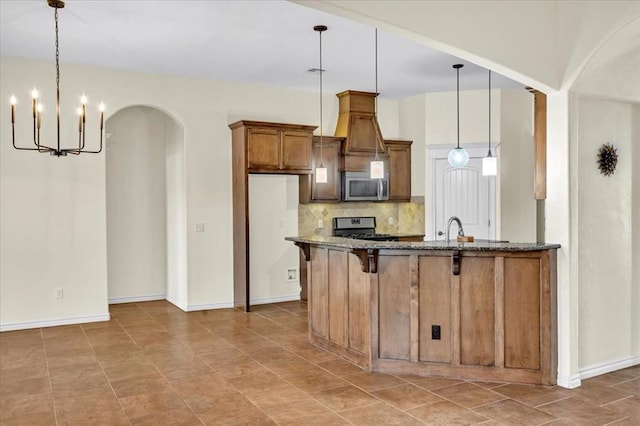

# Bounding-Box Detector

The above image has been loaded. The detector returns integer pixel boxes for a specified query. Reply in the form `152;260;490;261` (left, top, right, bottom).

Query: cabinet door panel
348;253;369;355
328;250;348;346
310;247;329;338
505;258;541;369
388;143;411;201
378;256;411;360
419;256;452;363
282;130;312;170
460;257;495;366
248;128;280;170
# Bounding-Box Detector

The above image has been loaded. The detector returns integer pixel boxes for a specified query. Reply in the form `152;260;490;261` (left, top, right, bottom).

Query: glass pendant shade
315;166;328;183
448;147;469;168
370;160;384;179
482;155;497;176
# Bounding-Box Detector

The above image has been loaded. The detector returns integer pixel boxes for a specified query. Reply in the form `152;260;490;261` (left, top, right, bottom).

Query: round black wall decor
597;143;618;176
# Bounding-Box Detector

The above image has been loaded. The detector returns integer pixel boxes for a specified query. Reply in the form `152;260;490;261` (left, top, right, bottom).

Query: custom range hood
334;90;386;157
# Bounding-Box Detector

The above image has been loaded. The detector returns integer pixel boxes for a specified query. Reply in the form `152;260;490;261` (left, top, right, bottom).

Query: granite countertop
285;235;560;252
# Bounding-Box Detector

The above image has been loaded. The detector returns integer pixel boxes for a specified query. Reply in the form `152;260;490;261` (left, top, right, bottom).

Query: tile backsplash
299;197;425;236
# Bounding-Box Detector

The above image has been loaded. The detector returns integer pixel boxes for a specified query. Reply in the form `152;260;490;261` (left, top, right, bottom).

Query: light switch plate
195;222;205;232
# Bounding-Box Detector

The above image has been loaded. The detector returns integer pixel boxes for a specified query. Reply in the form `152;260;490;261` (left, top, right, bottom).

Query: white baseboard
557;374;582;389
250;294;300;306
165;296;234;312
557;355;640;389
0;313;111;332
108;294;167;304
579;355;640;381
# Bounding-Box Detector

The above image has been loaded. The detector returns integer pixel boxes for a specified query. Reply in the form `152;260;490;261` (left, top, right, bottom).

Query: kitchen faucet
445;216;465;243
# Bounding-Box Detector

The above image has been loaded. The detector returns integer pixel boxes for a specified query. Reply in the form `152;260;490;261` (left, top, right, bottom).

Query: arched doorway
105;106;186;307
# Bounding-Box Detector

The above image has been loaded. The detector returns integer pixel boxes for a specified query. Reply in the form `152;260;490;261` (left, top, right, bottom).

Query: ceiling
0;0;524;99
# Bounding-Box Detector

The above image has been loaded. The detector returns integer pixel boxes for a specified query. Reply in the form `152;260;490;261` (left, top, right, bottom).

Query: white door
428;144;496;241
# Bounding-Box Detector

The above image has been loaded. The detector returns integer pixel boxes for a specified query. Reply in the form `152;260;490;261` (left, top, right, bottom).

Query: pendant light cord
319;27;323;167
488;70;492;157
55;3;61;153
456;65;460;150
374;28;379;161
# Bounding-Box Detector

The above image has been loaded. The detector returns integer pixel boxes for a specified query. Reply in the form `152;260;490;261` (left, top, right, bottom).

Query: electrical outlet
431;325;441;340
195;222;205;232
55;288;64;299
388;217;394;225
287;268;298;281
317;219;323;229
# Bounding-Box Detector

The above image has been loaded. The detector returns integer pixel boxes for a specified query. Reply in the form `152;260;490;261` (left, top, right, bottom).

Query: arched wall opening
105;106;187;307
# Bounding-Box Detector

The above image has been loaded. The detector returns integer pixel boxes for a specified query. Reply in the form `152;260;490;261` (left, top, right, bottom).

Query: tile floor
0;300;638;425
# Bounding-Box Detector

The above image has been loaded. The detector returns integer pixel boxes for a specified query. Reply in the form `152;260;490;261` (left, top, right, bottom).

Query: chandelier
9;0;105;157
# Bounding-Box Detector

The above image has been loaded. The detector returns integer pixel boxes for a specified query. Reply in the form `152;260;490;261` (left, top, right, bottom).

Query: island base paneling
303;245;557;385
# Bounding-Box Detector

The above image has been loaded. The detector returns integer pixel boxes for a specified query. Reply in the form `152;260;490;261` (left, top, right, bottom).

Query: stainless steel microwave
342;171;389;201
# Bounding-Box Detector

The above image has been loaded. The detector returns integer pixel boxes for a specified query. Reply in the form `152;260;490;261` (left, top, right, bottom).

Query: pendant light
370;28;384;179
448;64;469;168
9;0;105;157
314;25;328;183
482;70;497;176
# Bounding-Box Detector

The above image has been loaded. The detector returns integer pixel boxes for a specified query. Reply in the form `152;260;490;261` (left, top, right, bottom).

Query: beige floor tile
110;372;171;398
611;378;640;396
48;361;104;384
399;374;464;390
119;389;188;419
474;398;557;425
313;384;379;411
277;412;350;426
432;382;507;409
0;364;47;382
50;373;114;399
343;371;406;392
0;392;53;420
340;401;424;425
0;377;50;398
407;400;489;425
317;358;365;377
372;383;444;410
130;407;204;425
0;411;57;426
537;395;626;425
54;394;128;425
492;383;573;407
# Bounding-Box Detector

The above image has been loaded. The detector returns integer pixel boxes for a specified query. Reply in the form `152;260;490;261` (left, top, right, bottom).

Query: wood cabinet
386;140;412;202
299;136;343;203
245;123;315;173
229;120;316;311
297;241;557;385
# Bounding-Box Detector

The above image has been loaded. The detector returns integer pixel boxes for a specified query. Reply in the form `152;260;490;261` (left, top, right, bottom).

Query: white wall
249;175;300;304
575;97;637;371
106;107;173;303
399;94;426;197
0;56;401;326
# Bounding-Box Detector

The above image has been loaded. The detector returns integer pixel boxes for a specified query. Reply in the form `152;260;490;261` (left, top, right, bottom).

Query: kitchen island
286;236;560;385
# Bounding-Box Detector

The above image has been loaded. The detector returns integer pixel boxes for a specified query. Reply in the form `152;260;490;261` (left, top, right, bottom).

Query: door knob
437;231;444;236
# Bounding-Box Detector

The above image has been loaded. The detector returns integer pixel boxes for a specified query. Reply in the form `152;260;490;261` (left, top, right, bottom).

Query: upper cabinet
386;140;412;202
299;136;343;203
334;91;386;155
231;120;316;174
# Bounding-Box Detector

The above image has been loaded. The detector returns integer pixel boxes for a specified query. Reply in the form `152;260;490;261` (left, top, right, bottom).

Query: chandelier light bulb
76;107;83;116
37;103;44;113
10;95;17;105
31;89;38;99
448;147;469;168
98;102;105;112
80;95;87;105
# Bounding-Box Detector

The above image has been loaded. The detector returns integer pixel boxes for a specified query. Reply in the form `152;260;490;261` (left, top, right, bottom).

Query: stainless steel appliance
332;216;398;241
342;171;389;201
